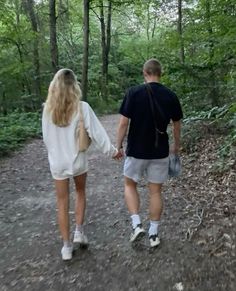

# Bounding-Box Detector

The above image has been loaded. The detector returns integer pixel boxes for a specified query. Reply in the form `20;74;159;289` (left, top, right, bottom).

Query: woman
42;68;119;260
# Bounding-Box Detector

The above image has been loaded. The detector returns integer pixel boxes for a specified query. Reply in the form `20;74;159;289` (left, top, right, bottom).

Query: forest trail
0;114;235;291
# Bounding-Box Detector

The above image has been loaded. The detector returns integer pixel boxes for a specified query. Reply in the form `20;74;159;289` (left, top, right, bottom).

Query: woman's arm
83;103;117;157
42;107;49;149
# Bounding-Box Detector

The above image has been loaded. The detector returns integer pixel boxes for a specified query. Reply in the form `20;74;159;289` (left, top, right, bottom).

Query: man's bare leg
124;177;145;241
148;183;163;247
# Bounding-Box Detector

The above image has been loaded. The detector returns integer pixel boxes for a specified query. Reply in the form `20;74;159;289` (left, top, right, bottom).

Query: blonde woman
42;69;119;260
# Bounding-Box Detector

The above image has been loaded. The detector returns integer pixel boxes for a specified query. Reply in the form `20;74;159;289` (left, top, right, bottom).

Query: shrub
0;111;41;157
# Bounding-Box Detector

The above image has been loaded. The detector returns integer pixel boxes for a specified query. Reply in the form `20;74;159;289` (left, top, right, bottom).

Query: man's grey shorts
124;156;169;184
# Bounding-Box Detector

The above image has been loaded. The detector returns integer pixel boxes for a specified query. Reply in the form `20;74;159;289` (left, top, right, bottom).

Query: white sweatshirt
42;101;116;180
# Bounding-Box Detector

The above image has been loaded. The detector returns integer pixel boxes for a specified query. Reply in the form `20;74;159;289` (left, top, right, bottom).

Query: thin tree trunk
15;0;31;96
146;1;150;41
177;0;185;65
49;0;59;73
151;16;157;39
205;0;218;106
81;0;90;101
23;0;42;101
106;0;112;80
100;0;106;83
99;0;112;99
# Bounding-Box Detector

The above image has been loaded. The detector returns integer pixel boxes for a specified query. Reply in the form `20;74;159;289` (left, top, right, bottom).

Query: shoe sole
62;255;72;261
130;230;145;243
73;240;88;244
73;240;89;249
61;252;73;260
150;239;160;248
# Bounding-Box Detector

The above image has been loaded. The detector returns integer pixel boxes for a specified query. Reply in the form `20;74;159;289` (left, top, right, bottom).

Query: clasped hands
112;148;124;161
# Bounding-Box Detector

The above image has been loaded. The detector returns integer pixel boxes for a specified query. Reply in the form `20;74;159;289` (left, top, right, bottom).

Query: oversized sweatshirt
42;101;116;180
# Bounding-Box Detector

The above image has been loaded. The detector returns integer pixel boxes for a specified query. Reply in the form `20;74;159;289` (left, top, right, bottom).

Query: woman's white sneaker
149;234;160;248
61;246;73;260
73;231;88;246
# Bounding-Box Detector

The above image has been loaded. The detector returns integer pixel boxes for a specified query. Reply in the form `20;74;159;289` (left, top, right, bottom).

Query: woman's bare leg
73;173;87;226
54;179;70;242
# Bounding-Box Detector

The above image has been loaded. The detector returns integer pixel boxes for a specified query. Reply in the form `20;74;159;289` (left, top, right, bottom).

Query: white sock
75;224;84;233
148;220;160;236
63;240;72;248
131;214;141;229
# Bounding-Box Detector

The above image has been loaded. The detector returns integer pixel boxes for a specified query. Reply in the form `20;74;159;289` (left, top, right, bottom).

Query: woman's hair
143;58;162;77
45;69;82;127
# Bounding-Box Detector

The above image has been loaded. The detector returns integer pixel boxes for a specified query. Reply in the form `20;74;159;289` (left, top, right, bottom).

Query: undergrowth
183;103;236;172
0;111;41;157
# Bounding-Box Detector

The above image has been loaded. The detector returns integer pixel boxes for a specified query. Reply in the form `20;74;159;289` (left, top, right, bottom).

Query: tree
49;0;59;73
177;0;185;65
22;0;42;101
81;0;90;101
205;0;218;106
97;0;112;99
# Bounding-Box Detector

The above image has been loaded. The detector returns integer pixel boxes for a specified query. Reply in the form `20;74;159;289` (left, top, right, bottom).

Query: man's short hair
143;59;162;77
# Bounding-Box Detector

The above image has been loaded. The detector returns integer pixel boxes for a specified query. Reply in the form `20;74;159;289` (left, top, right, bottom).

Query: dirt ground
0;114;235;291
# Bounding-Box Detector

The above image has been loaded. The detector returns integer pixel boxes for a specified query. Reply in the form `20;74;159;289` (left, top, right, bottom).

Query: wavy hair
45;68;81;127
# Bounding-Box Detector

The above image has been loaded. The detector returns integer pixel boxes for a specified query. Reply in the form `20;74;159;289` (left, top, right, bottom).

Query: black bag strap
146;83;165;148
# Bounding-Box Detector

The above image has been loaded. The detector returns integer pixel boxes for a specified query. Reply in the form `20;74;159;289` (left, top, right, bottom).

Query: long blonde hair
45;68;81;127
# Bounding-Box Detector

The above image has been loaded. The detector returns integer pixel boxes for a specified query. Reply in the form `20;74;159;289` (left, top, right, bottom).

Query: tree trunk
81;0;90;101
23;0;42;101
205;0;218;106
100;0;106;85
49;0;59;73
99;0;112;99
106;0;112;80
177;0;185;65
14;0;31;96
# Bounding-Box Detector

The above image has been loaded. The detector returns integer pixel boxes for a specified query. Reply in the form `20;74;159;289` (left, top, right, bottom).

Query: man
116;58;183;247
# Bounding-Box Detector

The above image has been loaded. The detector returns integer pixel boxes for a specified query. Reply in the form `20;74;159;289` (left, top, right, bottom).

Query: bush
0;111;41;157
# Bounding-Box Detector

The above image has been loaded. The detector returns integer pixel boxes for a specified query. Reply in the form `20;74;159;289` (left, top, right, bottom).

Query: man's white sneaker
73;231;88;246
130;224;145;242
149;234;160;248
61;246;73;261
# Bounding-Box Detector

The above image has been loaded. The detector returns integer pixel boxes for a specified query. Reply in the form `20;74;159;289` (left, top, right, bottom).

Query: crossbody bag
77;102;91;152
145;83;166;148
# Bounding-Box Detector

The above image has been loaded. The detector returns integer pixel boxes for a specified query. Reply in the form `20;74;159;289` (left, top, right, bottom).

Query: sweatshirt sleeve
83;102;117;157
42;107;49;150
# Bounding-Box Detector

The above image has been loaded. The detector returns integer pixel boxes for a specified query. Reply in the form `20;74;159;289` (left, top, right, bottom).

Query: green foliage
89;96;121;115
0;111;41;157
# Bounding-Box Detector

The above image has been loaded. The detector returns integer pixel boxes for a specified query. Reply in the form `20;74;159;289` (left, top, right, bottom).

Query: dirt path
0;114;235;291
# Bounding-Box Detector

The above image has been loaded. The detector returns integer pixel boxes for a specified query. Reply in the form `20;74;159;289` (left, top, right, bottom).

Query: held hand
112;148;124;160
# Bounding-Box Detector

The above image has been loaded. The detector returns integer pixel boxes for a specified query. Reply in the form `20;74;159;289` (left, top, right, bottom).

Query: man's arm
171;120;181;154
117;115;129;151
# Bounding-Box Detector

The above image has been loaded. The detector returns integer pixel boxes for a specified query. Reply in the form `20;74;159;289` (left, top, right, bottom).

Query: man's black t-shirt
119;82;183;159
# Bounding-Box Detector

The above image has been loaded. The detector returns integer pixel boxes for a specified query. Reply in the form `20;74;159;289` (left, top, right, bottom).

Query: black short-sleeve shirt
119;82;183;159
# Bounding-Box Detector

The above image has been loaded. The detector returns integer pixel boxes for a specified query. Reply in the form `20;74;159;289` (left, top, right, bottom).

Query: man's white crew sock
148;220;160;236
131;214;141;229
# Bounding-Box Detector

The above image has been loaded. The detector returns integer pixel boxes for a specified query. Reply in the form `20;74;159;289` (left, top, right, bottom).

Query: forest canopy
0;0;235;113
